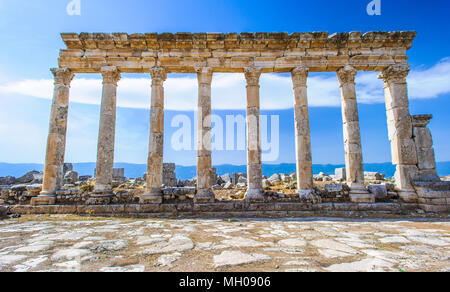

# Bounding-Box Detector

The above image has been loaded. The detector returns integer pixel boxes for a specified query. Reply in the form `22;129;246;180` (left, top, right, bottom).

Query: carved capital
150;66;167;85
101;66;121;85
336;65;357;86
196;67;213;85
291;65;309;86
244;66;262;86
378;64;410;83
51;68;74;87
412;114;433;128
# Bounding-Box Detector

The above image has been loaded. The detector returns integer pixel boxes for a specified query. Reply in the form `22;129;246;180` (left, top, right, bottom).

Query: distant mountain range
1;162;450;180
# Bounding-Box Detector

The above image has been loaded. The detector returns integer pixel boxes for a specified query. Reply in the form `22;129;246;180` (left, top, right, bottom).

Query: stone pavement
0;215;448;272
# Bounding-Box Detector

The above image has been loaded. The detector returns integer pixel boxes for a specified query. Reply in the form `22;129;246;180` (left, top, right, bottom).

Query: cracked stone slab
278;238;307;248
311;239;359;256
221;237;270;247
379;236;410;244
140;235;194;255
324;258;395;272
157;252;182;267
214;251;271;268
15;241;54;253
0;255;27;266
99;265;145;272
51;249;92;261
88;240;128;252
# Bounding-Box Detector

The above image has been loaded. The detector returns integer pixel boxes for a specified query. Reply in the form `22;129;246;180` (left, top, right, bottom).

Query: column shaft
244;67;265;201
379;65;418;203
34;68;74;205
195;67;215;203
291;65;314;197
337;65;372;203
141;67;167;204
93;67;121;198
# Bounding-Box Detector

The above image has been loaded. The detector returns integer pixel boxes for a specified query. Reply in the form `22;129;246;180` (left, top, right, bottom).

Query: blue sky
0;0;449;167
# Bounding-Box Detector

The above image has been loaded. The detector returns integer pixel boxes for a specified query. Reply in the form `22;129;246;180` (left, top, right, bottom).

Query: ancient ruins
1;31;449;217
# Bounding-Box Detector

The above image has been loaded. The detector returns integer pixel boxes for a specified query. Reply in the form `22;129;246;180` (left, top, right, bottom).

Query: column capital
244;66;262;86
150;66;167;85
50;68;74;87
101;66;121;86
336;65;357;86
412;114;433;128
291;65;309;86
378;64;410;83
196;67;213;85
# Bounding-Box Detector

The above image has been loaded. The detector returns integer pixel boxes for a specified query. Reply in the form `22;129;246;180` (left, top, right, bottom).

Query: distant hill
1;161;449;180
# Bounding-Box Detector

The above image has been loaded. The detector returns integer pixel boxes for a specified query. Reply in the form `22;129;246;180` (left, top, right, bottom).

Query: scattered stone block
220;174;231;183
223;182;233;190
0;205;7;218
163;163;177;187
335;168;346;181
63;163;73;176
0;176;16;185
364;172;385;181
26;184;42;197
268;174;281;184
325;184;344;193
16;171;43;184
79;175;92;182
64;171;79;185
368;184;388;200
112;168;125;182
262;179;271;189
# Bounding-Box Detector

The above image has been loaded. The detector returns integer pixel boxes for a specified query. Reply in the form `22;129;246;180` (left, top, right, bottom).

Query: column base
194;189;216;203
398;189;418;203
86;191;114;205
299;189;322;204
245;189;265;202
348;185;375;203
31;192;56;206
140;189;163;204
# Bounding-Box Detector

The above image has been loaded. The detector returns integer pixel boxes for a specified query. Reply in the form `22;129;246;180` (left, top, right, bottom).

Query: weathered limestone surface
379;65;418;203
59;32;416;73
337;65;373;203
141;67;167;204
291;65;316;201
412;115;439;182
163;163;177;187
92;66;121;200
244;66;264;202
34;68;74;206
195;67;215;203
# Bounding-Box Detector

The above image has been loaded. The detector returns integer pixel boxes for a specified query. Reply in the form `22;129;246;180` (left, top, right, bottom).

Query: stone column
337;65;373;203
33;68;74;206
291;65;318;202
194;67;215;203
411;115;439;182
379;65;418;203
141;67;167;204
244;66;265;201
90;66;121;204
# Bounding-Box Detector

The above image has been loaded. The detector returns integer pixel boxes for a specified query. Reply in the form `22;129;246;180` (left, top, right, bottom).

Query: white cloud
1;58;450;110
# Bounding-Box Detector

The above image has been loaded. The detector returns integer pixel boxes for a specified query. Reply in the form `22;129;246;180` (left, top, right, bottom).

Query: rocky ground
0;215;448;272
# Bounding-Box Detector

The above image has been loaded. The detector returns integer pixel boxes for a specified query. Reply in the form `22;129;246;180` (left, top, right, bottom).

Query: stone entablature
59;31;416;73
